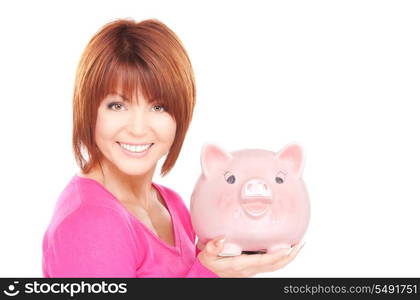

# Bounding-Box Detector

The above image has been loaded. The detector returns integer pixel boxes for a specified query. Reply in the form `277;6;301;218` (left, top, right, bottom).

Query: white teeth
119;143;152;153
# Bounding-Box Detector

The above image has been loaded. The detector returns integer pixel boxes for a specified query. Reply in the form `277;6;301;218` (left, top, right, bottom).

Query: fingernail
216;238;225;247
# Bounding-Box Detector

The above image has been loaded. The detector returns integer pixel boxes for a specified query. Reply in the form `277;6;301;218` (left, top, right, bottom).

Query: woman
42;18;304;278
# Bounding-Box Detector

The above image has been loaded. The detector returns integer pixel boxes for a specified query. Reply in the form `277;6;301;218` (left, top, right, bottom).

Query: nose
241;178;272;198
127;108;150;136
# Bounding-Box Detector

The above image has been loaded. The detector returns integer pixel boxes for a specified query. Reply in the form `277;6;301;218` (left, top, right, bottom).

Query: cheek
96;113;122;139
155;115;177;142
215;184;238;209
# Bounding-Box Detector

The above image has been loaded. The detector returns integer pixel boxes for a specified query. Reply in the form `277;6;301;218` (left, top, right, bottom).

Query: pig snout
241;179;272;198
240;178;273;218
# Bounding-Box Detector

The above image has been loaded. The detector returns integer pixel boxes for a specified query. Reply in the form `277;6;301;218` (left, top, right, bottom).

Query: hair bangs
100;57;175;116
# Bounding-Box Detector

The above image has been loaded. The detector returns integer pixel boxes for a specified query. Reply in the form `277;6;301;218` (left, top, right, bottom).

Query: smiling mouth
117;142;154;153
241;199;272;217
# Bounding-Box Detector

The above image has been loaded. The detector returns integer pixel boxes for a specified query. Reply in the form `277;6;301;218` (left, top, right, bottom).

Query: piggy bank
190;143;310;256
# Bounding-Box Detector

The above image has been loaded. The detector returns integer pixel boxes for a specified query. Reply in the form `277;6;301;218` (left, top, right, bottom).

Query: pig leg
267;243;292;255
218;243;242;256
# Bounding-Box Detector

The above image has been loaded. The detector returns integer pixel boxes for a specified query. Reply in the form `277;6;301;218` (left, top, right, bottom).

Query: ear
275;143;305;178
200;144;232;179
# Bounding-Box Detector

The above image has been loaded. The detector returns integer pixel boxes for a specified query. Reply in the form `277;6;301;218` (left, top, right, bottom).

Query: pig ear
200;144;232;179
275;143;305;177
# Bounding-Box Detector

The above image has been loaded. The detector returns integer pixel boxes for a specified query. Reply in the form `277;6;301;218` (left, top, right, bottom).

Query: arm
44;205;138;277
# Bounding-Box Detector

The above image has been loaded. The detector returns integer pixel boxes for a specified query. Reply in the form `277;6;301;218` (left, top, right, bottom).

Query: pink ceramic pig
190;143;310;256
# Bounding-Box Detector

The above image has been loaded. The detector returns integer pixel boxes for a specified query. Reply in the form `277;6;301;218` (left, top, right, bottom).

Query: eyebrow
109;92;158;103
108;92;128;101
115;93;128;101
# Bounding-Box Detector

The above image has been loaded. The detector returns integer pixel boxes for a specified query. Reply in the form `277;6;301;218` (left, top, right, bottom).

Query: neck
84;158;158;209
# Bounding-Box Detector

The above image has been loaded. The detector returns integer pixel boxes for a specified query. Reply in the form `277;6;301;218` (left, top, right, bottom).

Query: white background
0;0;419;277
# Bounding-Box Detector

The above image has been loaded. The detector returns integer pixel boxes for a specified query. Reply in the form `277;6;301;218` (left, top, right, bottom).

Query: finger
286;241;305;260
224;254;259;277
196;240;205;250
230;246;291;268
229;251;272;277
227;246;295;276
272;241;305;270
250;247;292;267
203;236;225;257
254;242;304;271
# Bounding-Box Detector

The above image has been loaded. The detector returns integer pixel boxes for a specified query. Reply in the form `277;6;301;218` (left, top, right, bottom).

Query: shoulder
61;203;129;228
46;175;134;244
50;175;126;224
43;203;140;277
51;203;133;243
44;202;139;263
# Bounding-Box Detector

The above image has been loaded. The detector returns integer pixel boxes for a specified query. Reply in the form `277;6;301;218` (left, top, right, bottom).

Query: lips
116;141;153;158
116;142;154;153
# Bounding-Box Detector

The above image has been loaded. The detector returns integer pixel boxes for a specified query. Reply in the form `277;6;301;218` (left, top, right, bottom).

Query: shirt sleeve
44;204;139;277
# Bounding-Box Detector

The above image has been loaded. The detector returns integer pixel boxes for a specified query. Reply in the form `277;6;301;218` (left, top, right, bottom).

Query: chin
116;164;153;176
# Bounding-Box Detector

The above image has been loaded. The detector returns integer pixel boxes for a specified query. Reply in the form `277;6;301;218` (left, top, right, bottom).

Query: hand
197;237;305;278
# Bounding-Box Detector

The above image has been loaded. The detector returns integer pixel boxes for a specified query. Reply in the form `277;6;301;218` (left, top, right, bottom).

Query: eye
224;171;236;184
108;102;126;111
275;171;286;184
152;104;166;112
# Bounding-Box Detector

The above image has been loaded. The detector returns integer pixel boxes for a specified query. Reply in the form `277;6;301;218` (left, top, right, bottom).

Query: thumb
204;236;225;257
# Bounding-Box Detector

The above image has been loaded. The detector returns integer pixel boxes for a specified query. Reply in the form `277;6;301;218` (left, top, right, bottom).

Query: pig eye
224;171;236;184
275;171;286;184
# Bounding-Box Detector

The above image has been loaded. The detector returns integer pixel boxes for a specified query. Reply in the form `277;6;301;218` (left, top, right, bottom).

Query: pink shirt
42;175;218;278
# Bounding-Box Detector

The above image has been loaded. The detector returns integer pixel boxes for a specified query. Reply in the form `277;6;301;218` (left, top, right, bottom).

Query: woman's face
94;90;176;176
